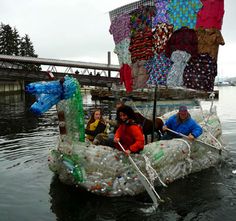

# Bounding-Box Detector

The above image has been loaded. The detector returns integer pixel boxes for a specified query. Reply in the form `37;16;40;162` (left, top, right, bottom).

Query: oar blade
118;142;162;206
137;173;159;207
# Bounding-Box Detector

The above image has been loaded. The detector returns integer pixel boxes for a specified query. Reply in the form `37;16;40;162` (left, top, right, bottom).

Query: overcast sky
0;0;235;77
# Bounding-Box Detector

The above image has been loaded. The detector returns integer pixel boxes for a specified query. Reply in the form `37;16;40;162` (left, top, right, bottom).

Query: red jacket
114;122;144;153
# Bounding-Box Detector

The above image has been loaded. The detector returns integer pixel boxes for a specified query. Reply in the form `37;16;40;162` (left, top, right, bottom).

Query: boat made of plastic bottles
26;76;226;197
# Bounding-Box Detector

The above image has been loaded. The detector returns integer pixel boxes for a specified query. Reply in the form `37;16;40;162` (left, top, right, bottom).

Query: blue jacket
164;114;202;138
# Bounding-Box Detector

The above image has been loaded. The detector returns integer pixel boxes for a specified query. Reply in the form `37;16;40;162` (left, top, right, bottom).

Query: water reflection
49;175;184;221
49;164;230;221
0;94;43;136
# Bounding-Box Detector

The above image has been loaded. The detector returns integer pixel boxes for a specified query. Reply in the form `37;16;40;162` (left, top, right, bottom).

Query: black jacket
85;121;106;137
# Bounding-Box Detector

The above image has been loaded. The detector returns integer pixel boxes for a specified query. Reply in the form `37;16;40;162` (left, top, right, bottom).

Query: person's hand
125;149;131;156
162;125;168;131
188;133;195;141
114;137;120;143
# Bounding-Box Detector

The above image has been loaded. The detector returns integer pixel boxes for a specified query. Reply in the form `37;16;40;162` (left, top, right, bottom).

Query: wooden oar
118;142;163;207
166;128;222;153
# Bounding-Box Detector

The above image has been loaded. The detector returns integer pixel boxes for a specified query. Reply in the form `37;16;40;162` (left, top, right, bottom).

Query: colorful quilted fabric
129;29;154;63
167;50;191;87
196;0;224;30
145;53;172;86
109;13;131;44
114;38;132;65
165;27;198;58
167;0;202;30
130;6;156;37
197;28;225;61
183;53;217;91
153;23;174;54
153;0;170;27
131;60;149;90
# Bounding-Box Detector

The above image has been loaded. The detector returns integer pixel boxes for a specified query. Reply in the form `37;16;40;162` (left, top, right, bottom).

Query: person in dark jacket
85;109;107;143
114;105;144;155
161;105;202;141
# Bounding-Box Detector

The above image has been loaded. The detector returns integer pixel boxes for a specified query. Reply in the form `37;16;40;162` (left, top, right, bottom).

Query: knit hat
179;105;188;112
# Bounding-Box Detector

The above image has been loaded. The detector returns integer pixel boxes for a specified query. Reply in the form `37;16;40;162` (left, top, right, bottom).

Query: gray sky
0;0;235;77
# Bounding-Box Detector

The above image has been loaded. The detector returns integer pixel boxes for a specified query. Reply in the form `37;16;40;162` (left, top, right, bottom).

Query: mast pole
151;86;158;142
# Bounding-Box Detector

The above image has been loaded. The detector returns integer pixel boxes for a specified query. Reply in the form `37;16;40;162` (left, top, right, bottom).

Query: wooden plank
90;88;219;101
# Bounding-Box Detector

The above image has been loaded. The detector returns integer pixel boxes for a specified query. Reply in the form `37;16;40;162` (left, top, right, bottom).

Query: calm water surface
0;87;236;221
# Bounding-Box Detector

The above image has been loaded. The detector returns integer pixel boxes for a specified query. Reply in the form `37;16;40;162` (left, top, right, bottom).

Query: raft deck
90;88;219;101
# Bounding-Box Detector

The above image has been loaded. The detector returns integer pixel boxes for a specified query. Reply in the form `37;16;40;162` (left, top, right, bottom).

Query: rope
143;154;167;187
177;138;193;175
203;128;223;150
198;93;223;151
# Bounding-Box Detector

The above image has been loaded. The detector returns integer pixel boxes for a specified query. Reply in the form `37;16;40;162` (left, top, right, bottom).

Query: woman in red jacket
114;105;144;155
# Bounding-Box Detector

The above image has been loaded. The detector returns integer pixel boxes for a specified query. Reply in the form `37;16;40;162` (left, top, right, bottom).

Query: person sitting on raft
113;105;145;155
85;109;107;144
161;105;202;141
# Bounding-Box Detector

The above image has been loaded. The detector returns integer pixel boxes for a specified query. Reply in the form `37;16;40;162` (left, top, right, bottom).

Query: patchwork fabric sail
131;60;149;90
145;53;172;86
109;0;225;92
152;0;170;26
109;13;131;44
167;0;202;31
183;53;217;91
197;28;225;61
165;27;198;58
153;23;174;54
114;38;132;65
196;0;225;30
167;50;191;87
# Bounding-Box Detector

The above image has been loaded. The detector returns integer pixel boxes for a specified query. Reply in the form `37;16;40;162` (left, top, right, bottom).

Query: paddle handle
117;142;162;206
166;128;189;139
166;128;222;152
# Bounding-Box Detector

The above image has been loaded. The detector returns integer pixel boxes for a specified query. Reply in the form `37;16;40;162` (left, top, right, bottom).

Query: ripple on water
0;130;57;172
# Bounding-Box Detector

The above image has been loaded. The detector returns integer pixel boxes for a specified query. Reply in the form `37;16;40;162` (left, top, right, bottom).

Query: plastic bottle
62;76;77;99
30;93;61;115
118;176;126;190
25;80;62;94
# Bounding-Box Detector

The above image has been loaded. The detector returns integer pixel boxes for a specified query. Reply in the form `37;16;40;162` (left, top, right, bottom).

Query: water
0;87;236;221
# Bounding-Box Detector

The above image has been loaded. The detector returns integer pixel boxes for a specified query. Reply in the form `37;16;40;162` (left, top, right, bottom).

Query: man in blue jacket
161;105;202;141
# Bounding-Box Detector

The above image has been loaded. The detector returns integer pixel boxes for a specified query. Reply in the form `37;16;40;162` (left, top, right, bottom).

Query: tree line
0;23;41;71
